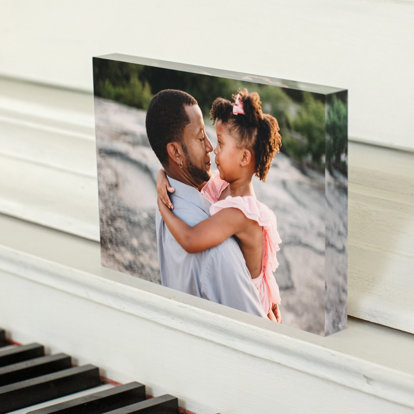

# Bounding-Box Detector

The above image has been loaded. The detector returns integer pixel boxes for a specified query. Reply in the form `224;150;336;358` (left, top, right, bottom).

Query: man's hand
272;303;282;323
156;169;175;209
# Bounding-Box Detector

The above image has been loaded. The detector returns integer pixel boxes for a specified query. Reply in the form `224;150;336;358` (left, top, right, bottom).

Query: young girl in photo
157;89;283;321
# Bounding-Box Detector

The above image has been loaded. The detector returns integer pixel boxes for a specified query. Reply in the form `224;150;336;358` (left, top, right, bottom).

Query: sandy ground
94;97;347;335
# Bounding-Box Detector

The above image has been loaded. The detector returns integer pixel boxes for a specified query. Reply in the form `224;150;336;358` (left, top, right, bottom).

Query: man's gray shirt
155;176;266;317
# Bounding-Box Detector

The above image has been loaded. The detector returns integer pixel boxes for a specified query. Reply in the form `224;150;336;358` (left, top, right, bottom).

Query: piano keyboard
0;328;180;413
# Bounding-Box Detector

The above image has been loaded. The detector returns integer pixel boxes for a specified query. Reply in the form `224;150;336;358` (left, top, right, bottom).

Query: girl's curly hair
210;88;282;181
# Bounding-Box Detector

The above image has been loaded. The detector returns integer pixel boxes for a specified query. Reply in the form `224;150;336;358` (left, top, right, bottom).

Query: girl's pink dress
201;172;282;314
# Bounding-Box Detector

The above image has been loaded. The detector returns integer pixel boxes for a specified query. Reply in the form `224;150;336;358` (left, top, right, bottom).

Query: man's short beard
182;143;210;184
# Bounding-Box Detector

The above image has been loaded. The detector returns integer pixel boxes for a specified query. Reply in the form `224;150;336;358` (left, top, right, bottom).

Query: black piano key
104;394;179;414
0;342;44;367
0;330;6;347
0;353;72;386
0;364;101;413
27;381;146;413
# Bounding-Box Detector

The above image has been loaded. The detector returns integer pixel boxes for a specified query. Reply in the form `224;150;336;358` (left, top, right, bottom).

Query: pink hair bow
232;93;245;115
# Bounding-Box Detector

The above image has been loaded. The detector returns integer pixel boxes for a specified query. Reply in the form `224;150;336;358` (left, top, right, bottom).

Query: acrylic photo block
93;54;348;336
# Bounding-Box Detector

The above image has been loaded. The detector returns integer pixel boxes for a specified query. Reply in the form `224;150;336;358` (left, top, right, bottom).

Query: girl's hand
157;195;169;217
156;169;175;210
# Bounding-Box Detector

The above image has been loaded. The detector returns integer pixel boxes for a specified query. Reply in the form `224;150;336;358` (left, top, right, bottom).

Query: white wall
1;0;414;151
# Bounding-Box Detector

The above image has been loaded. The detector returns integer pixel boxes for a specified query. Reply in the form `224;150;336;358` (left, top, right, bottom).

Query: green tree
292;92;325;167
256;84;293;142
326;96;347;174
93;61;153;108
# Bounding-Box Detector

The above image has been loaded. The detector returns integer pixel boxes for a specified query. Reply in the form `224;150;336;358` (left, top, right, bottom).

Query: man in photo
145;89;266;317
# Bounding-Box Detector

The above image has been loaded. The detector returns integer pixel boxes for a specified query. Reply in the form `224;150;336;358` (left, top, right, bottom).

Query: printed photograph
93;55;348;335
